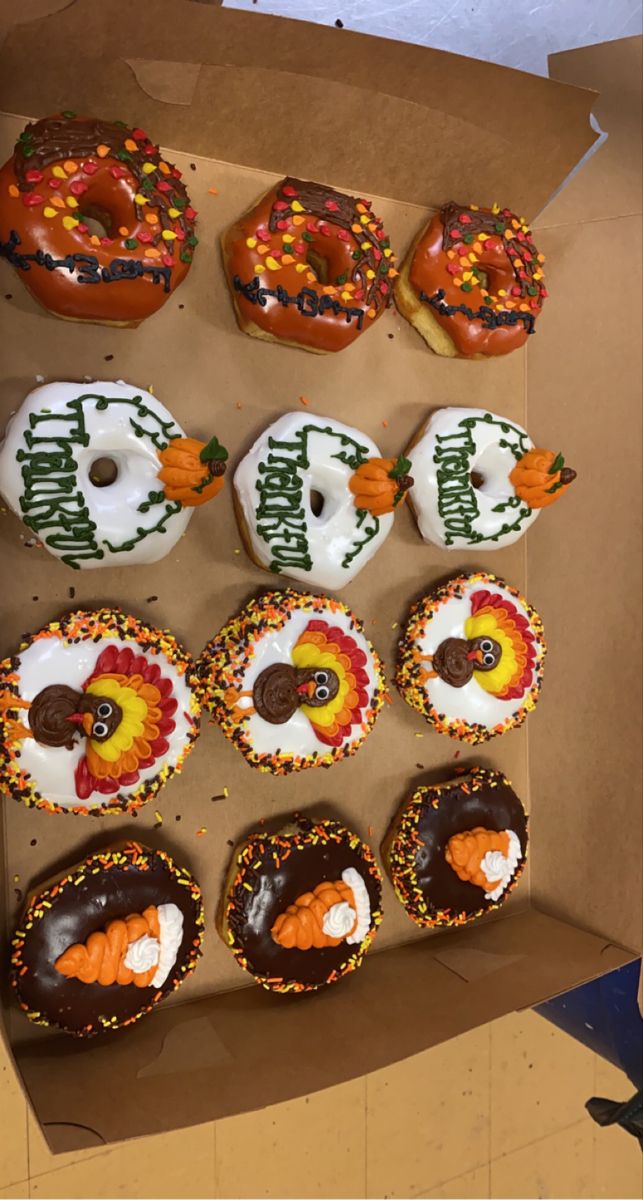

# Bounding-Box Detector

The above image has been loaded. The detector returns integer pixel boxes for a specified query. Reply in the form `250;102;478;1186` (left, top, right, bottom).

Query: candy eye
483;653;496;667
314;671;329;684
480;640;494;653
315;685;330;701
97;702;113;718
92;721;109;738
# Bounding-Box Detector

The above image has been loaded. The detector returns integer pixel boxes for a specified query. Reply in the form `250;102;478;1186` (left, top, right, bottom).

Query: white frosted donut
0;380;228;569
196;589;387;774
396;572;546;743
0;609;200;814
407;407;576;550
233;411;411;591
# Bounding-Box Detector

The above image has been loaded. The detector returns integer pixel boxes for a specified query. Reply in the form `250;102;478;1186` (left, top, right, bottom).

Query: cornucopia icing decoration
445;827;521;901
271;868;371;950
55;902;184;988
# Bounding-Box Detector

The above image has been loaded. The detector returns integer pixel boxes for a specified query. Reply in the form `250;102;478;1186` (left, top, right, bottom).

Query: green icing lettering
16;392;182;569
433;412;532;545
254;423;379;574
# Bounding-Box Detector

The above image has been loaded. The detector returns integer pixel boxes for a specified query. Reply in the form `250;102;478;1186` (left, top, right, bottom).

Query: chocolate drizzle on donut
269;177;392;313
14;113;196;260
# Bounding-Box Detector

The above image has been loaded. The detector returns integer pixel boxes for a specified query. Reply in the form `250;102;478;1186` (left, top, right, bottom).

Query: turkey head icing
252;662;340;724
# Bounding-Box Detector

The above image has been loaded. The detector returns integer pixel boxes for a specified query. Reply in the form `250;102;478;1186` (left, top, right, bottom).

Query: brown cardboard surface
0;8;640;1153
0;0;599;215
11;910;633;1146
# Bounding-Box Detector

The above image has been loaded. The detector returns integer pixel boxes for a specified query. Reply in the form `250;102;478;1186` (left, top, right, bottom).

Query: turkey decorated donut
234;411;413;589
395;201;547;357
0;380;228;569
0;608;200;814
396;573;546;743
196;590;387;774
219;814;383;993
11;842;204;1036
382;767;528;927
406;407;576;550
222;177;398;353
0;112;198;325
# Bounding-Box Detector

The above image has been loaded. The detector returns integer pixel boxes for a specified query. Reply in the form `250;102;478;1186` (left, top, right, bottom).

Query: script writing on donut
233;274;365;328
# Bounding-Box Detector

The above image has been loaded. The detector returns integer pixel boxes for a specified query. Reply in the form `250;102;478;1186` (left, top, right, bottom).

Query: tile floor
0;1010;640;1199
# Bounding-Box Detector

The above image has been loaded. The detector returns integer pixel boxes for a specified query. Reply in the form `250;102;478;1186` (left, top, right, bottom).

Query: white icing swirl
481;830;522;901
341;867;371;945
152;902;184;988
322;900;357;940
123;933;160;974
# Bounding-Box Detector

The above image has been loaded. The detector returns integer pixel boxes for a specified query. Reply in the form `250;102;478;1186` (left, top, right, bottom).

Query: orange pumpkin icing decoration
157;435;228;508
271;879;357;950
349;455;413;516
509;449;576;509
445;827;511;891
54;905;160;987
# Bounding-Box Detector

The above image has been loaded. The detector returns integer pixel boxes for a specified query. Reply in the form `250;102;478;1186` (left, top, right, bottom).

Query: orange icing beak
82;712;94;736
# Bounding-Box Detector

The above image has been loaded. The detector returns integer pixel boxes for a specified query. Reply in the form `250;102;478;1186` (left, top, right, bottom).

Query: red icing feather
293;620;371;748
469;589;536;700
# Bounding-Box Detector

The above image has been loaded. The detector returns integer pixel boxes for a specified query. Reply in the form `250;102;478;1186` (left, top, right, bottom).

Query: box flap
0;0;600;214
13;910;633;1150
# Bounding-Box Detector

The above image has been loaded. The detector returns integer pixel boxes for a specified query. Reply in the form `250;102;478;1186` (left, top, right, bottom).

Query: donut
0;112;198;325
196;589;387;774
396;572;546;743
11;842;204;1036
221;177;398;353
382;767;527;927
233;411;412;589
218;814;382;992
0;380;228;569
395;201;547;357
0;608;200;814
406;407;576;550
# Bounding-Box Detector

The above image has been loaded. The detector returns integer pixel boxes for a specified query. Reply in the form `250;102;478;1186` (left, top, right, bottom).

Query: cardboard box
0;2;640;1153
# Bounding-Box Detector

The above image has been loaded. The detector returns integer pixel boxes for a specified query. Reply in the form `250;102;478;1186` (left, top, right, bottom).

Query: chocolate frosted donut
11;842;204;1036
382;767;528;927
218;815;383;992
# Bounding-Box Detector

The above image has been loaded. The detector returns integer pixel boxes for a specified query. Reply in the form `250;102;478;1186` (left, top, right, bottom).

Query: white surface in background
223;0;641;75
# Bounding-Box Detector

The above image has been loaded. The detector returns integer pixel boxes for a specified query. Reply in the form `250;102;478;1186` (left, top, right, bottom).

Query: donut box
0;4;639;1154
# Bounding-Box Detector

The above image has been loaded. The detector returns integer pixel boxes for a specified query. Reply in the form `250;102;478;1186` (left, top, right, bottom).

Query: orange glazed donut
395;201;547;358
222;177;398;353
0;112;198;326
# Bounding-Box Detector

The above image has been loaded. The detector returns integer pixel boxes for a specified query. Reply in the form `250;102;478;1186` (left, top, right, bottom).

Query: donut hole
470;470;485;490
309;489;325;517
78;204;113;240
305;248;330;285
475;269;489;293
89;457;119;487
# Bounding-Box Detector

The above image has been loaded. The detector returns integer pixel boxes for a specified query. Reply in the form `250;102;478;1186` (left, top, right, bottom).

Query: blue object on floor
535;959;643;1089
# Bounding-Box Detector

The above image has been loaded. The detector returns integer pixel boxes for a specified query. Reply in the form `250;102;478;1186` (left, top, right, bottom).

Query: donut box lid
0;0;603;217
0;10;640;1155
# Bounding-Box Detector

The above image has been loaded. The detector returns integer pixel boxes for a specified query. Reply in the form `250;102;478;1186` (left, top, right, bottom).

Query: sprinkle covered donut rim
224;815;384;992
387;766;529;927
10;841;205;1036
395;572;546;743
0;607;201;816
196;589;388;774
